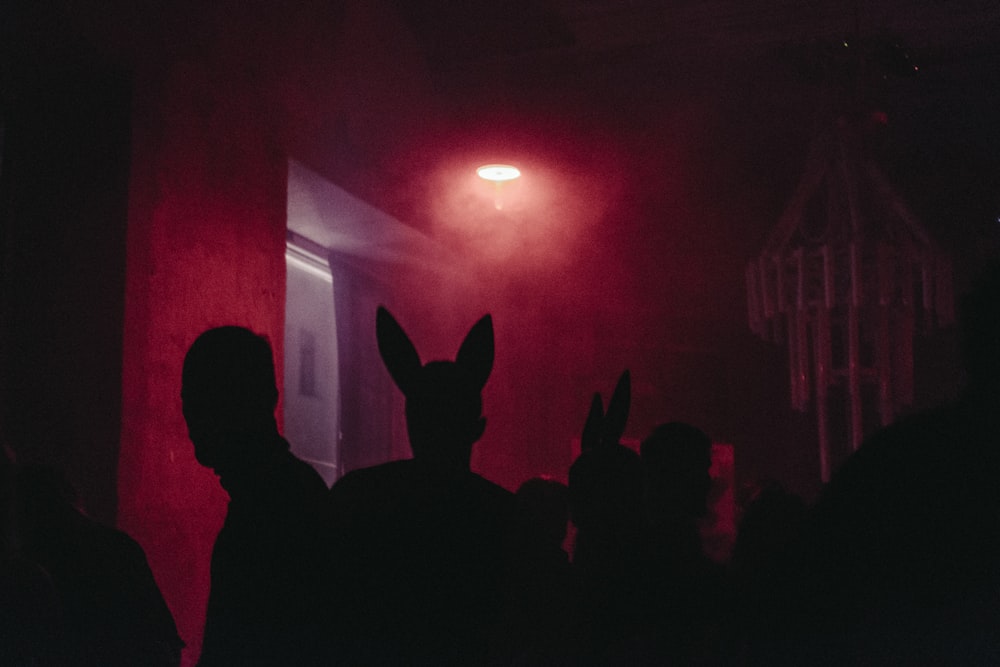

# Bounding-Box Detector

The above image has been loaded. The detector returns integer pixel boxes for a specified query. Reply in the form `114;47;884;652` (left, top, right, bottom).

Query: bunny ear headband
580;369;631;452
376;306;494;398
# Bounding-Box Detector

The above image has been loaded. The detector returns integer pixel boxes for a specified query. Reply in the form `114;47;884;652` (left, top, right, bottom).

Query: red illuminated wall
118;54;288;661
115;2;430;662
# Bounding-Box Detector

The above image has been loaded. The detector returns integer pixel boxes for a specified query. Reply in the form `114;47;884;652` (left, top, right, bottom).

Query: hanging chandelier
746;115;953;482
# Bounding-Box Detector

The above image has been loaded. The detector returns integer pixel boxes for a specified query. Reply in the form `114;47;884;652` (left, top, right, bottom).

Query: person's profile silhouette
182;326;327;666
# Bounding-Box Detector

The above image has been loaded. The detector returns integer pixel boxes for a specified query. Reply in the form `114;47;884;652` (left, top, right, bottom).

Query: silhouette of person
641;422;713;563
566;372;653;662
766;258;1000;663
511;475;581;662
182;326;328;666
325;307;566;666
639;421;732;664
0;446;61;665
15;463;183;666
516;476;570;559
729;479;805;658
730;479;806;594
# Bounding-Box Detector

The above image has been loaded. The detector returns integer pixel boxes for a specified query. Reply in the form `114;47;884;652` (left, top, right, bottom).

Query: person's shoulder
836;404;959;473
64;515;160;582
75;513;143;554
352;459;416;476
873;403;959;443
813;402;967;522
327;459;416;502
466;471;514;499
336;459;415;486
265;445;328;503
460;472;521;521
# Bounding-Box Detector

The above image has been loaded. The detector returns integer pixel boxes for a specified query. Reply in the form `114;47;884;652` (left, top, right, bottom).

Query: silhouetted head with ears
568;371;643;537
376;306;494;472
181;326;279;473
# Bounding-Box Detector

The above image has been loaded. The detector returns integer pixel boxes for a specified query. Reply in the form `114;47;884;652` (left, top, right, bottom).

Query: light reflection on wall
284;242;340;486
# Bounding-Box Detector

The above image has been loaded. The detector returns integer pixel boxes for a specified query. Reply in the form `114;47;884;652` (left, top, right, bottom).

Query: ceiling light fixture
476;164;521;210
476;164;521;182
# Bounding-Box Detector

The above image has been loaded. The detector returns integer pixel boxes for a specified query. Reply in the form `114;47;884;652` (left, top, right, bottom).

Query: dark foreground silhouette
567;371;651;662
639;422;733;664
182;326;328;666
753;259;1000;664
8;259;997;665
13;463;182;666
324;307;572;666
516;476;570;559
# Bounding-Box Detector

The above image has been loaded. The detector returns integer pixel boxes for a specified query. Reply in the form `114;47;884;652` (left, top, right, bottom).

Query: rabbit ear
581;393;605;451
376;306;422;397
455;314;494;391
602;370;631;446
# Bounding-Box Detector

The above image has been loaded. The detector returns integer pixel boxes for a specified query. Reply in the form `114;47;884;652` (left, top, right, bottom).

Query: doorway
284;159;471;484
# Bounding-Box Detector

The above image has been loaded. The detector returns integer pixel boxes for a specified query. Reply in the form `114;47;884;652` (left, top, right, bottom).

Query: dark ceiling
5;0;1000;254
376;0;1000;248
389;0;1000;71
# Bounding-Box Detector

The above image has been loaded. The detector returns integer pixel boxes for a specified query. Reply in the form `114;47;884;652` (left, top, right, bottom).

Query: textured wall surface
118;52;289;661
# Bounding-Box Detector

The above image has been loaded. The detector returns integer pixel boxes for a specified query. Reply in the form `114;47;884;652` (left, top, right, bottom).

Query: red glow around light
425;144;626;273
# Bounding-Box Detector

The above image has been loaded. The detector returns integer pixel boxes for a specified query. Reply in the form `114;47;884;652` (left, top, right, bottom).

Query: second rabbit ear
455;314;494;391
602;370;631;446
376;306;423;397
581;393;605;452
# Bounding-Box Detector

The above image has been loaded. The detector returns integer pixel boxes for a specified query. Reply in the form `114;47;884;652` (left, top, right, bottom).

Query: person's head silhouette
181;326;279;472
516;477;570;550
376;307;493;471
568;371;643;536
641;421;713;520
959;258;1000;397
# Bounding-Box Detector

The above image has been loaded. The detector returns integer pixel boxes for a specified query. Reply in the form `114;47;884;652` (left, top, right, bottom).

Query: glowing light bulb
477;164;521;182
476;164;521;210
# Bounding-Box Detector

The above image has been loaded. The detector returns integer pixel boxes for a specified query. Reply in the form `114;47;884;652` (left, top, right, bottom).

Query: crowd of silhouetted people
2;258;1000;665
